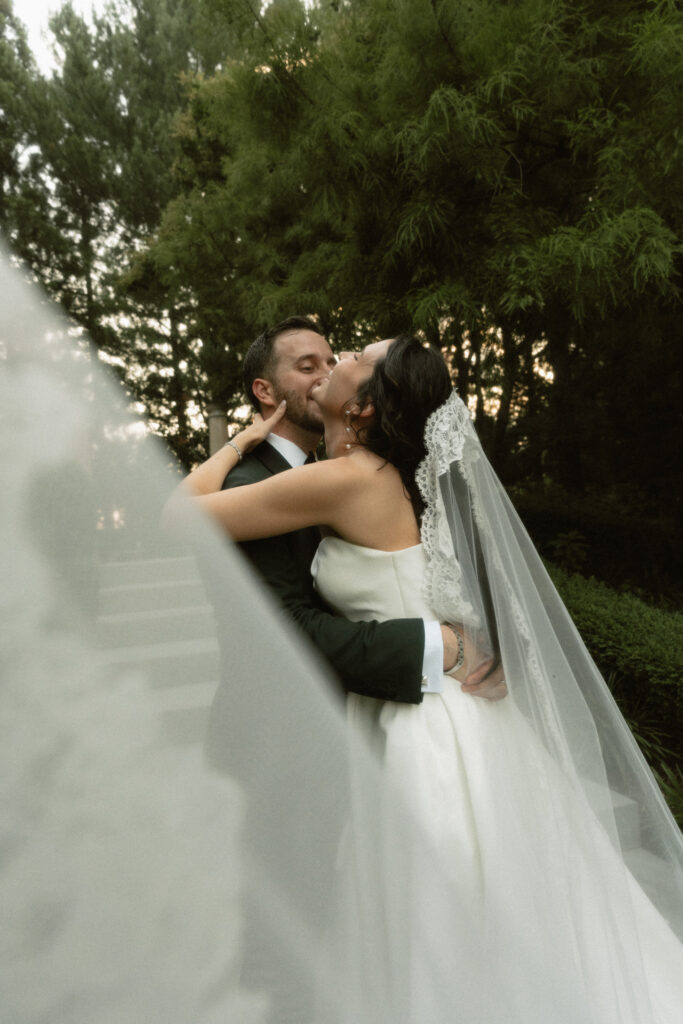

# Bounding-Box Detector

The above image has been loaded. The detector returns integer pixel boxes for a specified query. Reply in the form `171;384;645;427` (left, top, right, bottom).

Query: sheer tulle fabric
418;392;683;909
2;248;682;1023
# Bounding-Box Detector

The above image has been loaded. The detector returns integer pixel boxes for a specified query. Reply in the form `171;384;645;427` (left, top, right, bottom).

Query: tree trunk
423;318;442;349
492;323;517;467
546;320;584;493
446;318;471;407
207;404;228;455
168;307;191;459
469;322;483;427
81;213;99;363
523;333;537;420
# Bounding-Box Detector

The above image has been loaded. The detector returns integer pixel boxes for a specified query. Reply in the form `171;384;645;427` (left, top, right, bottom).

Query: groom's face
270;330;336;434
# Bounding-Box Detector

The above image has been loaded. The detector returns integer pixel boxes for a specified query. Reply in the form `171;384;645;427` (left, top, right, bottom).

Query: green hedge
510;487;681;602
548;564;683;758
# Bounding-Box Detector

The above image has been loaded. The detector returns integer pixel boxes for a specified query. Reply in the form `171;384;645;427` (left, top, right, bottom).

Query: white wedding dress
312;536;683;1024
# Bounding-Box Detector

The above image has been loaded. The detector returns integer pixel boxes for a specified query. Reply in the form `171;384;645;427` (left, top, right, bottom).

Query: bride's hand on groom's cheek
233;402;287;453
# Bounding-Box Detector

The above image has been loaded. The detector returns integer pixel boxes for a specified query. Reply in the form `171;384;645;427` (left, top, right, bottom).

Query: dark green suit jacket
221;440;425;703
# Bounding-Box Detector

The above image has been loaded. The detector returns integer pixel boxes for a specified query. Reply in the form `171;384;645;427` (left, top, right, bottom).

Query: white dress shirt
266;433;444;693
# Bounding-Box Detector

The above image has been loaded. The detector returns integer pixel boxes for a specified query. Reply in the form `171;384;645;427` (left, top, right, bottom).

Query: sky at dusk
19;0;108;71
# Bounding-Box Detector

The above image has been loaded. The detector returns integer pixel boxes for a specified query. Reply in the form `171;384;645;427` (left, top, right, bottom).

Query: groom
210;315;506;703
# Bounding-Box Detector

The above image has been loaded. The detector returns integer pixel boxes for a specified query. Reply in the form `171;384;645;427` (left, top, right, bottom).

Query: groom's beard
272;385;324;435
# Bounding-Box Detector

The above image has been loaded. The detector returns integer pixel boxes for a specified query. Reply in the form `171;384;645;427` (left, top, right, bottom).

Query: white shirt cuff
421;620;444;694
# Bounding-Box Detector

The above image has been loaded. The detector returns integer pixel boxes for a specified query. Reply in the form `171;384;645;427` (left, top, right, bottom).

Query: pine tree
0;0;35;234
9;0;681;517
103;0;241;464
6;0;239;465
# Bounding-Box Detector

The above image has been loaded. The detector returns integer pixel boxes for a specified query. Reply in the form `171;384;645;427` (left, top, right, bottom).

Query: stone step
608;788;641;852
98;605;216;648
99;555;197;589
97;558;220;744
98;636;219;689
99;578;209;615
585;779;641;852
156;681;218;746
625;846;683;935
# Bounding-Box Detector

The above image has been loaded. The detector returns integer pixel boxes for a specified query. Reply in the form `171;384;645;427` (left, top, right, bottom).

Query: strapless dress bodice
311;536;435;622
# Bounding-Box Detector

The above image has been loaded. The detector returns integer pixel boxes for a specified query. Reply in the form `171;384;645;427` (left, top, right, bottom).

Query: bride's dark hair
354;334;452;516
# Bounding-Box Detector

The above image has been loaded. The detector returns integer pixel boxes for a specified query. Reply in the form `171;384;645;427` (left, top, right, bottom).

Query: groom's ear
252;378;276;410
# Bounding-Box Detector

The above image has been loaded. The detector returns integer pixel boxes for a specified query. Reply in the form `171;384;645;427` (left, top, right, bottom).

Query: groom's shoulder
220;441;285;491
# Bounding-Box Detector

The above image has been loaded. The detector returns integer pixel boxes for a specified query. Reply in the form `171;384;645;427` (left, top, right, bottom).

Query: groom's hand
461;657;507;701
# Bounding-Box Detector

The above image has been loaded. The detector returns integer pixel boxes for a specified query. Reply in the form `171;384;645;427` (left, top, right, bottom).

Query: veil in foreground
1;244;682;1024
0;247;354;1023
0;247;466;1023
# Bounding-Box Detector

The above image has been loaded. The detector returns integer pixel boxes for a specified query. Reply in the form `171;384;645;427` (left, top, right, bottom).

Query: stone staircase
97;556;219;745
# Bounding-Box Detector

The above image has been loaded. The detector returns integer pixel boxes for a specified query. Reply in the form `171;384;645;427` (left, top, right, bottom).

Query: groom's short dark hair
243;316;324;412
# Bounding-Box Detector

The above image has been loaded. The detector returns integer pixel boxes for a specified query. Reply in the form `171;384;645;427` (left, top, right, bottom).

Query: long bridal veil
418;390;683;904
2;244;682;1024
417;392;683;1019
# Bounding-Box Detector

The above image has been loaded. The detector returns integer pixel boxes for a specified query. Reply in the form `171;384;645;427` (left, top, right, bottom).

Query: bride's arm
173;402;287;499
197;458;360;540
163;405;363;541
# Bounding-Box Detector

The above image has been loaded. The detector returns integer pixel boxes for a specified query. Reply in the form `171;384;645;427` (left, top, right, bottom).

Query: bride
169;333;683;1023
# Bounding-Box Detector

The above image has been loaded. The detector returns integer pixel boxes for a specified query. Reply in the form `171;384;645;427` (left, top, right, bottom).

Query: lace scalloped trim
416;392;568;756
416;392;475;623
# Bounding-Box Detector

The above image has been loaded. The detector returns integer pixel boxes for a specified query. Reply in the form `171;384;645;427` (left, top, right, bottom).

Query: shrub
548;564;683;754
512;487;681;604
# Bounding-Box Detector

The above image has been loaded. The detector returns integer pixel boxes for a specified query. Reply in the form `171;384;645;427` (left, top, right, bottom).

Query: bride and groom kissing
193;315;506;707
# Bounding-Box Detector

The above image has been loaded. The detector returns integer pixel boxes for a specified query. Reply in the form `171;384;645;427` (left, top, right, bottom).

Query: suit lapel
251;441;321;546
251;440;293;477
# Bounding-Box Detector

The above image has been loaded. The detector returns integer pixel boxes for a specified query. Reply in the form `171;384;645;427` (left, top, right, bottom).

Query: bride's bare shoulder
321;451;399;487
316;452;375;476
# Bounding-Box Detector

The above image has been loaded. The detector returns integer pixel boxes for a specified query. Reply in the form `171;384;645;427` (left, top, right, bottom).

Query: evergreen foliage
1;0;237;466
0;0;35;229
513;485;681;602
2;0;682;545
550;563;683;760
148;0;682;523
